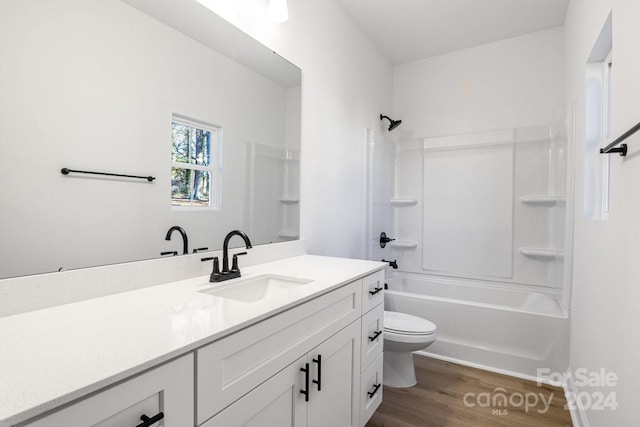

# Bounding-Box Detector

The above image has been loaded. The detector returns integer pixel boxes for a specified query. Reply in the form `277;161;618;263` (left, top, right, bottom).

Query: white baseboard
415;350;561;386
564;373;590;427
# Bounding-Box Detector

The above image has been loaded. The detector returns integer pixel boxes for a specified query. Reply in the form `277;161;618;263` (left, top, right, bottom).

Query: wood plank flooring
366;355;573;427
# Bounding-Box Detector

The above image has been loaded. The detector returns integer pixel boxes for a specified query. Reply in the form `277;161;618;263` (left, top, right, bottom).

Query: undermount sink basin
199;274;314;303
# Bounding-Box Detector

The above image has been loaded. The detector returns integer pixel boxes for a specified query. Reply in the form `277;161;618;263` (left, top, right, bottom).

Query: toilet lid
384;311;436;335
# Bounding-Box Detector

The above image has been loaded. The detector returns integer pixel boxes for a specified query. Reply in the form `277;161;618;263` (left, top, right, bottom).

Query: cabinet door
202;355;307;427
24;354;193;427
307;321;361;427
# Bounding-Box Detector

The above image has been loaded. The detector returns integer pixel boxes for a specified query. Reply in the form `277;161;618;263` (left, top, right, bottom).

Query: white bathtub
384;274;569;381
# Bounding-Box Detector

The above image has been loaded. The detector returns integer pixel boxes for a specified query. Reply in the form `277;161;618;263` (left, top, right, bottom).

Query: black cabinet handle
369;287;383;296
312;355;322;391
369;330;382;342
300;363;310;401
367;383;381;399
136;412;164;427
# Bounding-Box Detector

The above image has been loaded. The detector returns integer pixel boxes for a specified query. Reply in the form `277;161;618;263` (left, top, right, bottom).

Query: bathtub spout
382;259;398;269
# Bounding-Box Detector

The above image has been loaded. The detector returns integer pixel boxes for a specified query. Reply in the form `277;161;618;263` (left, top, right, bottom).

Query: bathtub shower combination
366;123;571;380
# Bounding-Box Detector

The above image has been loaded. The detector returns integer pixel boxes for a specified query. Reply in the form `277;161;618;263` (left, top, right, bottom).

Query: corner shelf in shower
389;240;418;249
519;195;566;207
279;197;300;204
519;247;565;259
390;198;418;207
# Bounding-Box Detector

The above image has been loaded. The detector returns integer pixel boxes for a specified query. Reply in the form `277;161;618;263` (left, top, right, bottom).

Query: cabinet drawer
361;302;383;370
197;281;361;424
359;353;383;427
24;354;194;427
362;270;384;313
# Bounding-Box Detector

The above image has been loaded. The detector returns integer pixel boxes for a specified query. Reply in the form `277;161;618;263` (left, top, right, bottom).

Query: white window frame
170;114;223;210
601;50;613;216
584;12;612;221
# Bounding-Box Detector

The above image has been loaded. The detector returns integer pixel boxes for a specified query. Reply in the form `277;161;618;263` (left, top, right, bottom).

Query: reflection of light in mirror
268;0;289;23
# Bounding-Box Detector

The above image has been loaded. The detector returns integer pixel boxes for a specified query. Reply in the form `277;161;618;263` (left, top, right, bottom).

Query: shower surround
369;123;571;379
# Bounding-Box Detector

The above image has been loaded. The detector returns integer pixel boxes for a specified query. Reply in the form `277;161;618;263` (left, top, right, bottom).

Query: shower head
380;114;402;131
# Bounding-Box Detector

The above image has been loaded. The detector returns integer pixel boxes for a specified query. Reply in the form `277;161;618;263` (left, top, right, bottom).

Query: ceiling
338;0;570;64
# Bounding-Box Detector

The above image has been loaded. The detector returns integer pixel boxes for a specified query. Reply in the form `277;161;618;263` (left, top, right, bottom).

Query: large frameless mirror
0;0;301;279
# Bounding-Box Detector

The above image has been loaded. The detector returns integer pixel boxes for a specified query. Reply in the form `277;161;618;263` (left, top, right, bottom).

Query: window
584;13;612;220
170;114;221;208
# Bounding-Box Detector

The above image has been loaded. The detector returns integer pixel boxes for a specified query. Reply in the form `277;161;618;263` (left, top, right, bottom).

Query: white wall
393;27;565;139
195;0;394;259
390;28;566;287
565;0;640;425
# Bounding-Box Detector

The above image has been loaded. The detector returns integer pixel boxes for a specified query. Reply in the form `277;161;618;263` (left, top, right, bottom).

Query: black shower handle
379;232;395;248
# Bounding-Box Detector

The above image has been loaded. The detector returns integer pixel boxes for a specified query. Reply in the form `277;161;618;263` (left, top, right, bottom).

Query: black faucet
165;226;189;255
382;259;398;269
212;230;252;282
201;256;222;282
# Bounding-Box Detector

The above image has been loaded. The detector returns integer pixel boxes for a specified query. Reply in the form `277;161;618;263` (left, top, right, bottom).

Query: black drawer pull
367;383;381;399
136;412;164;427
312;355;322;391
369;287;383;296
369;330;382;342
300;363;310;401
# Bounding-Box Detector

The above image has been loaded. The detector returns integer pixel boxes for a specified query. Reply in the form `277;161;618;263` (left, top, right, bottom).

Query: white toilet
383;311;437;388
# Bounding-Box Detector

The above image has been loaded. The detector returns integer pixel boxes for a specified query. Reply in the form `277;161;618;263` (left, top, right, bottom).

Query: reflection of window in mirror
170;114;222;209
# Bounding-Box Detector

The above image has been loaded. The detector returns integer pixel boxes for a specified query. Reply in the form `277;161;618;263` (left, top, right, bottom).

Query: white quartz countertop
0;255;385;426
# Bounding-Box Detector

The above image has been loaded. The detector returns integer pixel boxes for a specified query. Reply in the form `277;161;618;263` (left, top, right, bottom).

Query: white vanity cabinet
196;280;362;424
12;266;385;427
197;271;384;427
22;354;193;427
204;321;361;427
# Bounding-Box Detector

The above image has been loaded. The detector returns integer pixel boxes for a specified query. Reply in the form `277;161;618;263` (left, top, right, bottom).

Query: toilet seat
384;311;436;336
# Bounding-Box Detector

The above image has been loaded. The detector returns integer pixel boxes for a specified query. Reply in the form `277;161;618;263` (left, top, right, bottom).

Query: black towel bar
600;121;640;157
61;168;155;182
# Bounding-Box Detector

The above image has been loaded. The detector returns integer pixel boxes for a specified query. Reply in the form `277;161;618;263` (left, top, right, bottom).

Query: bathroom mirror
0;0;301;279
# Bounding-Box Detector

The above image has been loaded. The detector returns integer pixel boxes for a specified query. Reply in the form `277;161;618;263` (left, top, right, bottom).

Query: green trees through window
171;116;220;208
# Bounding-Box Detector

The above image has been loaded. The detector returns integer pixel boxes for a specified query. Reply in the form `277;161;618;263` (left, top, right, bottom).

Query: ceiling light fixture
268;0;289;23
